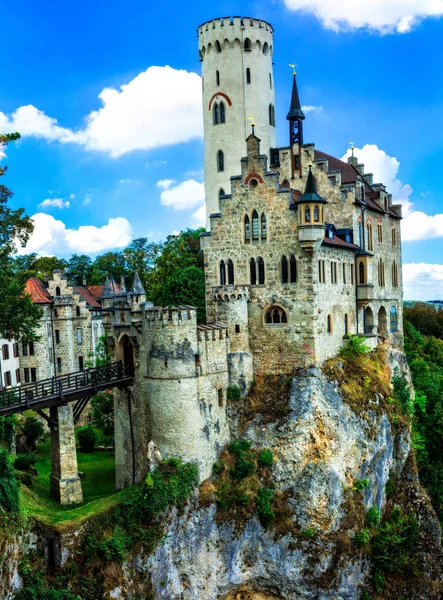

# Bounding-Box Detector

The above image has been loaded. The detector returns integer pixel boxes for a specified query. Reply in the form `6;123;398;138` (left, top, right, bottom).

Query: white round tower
198;17;277;224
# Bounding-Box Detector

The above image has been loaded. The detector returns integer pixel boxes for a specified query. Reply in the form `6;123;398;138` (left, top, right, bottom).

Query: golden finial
308;160;313;168
288;63;297;76
248;115;256;126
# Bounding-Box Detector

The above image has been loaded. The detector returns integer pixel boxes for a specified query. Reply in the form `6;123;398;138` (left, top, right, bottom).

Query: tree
89;251;128;285
66;254;93;285
123;237;160;291
0;133;42;340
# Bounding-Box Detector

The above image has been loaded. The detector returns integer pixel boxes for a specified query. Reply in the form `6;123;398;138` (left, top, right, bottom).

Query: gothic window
217;150;224;172
227;259;234;285
359;261;365;284
257;257;265;284
358;222;363;247
290;256;297;283
220;260;226;285
378;260;385;287
261;214;267;240
246;68;251;84
252;210;259;240
244;38;252;51
264;306;287;325
216;70;220;86
378;223;383;243
281;256;288;283
55;286;61;296
263;42;269;55
318;260;326;283
220;101;226;123
213;103;220;124
313;205;320;222
367;223;373;251
250;258;257;285
331;262;338;284
392;228;396;245
390;306;398;333
305;205;311;222
215;40;222;53
327;314;333;333
244;215;251;243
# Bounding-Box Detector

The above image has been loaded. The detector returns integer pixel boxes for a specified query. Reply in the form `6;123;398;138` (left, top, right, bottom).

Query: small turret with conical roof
287;70;305;146
129;271;147;312
293;165;327;252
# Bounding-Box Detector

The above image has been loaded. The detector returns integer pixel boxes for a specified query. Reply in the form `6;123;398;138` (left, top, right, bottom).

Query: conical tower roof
286;74;305;121
296;167;327;204
130;271;146;296
102;275;120;298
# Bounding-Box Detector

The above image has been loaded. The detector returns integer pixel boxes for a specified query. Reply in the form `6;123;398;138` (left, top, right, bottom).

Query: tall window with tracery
257;257;265;284
367;224;373;251
217;150;224;172
252;210;259;240
265;306;287;325
313;205;320;222
220;260;226;285
220;102;226;123
261;214;267;240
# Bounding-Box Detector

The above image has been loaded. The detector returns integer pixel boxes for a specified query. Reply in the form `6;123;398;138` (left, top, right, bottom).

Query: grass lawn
21;439;135;529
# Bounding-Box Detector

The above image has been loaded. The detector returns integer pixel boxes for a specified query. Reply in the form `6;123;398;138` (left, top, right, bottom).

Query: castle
100;16;404;488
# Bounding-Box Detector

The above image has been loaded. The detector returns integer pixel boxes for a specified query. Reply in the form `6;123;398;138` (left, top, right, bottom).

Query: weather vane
248;115;256;135
349;141;355;158
288;63;297;76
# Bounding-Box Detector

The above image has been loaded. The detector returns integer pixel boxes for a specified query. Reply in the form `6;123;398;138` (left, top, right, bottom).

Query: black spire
286;73;305;146
297;167;327;204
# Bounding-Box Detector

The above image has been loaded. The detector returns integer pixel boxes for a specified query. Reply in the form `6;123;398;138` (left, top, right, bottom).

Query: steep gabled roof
87;285;104;299
73;286;101;309
25;278;52;304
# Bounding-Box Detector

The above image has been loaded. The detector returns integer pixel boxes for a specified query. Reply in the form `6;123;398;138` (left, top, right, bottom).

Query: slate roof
322;234;360;251
25;278;52;304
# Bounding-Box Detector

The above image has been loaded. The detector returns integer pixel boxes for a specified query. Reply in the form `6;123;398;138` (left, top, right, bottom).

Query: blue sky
1;0;443;298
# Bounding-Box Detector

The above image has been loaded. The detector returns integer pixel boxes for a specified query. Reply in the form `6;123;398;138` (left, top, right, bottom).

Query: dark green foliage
340;334;370;359
227;385;241;401
97;527;129;562
0;415;17;450
76;425;97;453
90;391;114;436
300;527;317;539
13;587;81;599
215;481;249;509
256;487;275;528
212;460;225;474
366;506;381;527
19;417;45;452
353;478;369;491
258;449;273;467
14;453;37;472
229;439;251;457
229;440;256;480
86;335;111;369
392;372;413;416
359;590;372;600
354;528;371;547
0;448;20;513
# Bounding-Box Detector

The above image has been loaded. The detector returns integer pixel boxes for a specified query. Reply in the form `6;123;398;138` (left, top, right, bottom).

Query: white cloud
190;203;206;228
18;213;132;255
0;145;6;160
282;0;443;33
160;179;205;210
69;193;75;200
341;144;443;242
156;179;175;190
118;178;141;184
38;198;71;210
403;263;443;300
302;105;323;114
0;66;203;158
83;195;92;206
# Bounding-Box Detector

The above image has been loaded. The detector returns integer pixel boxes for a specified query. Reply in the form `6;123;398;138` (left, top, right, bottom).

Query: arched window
378;260;385;286
264;305;288;326
252;210;259;240
281;256;288;283
281;179;290;189
359;261;365;284
213;103;219;124
305;206;311;223
244;38;252;51
246;68;251;84
257;257;265;284
250;258;257;285
269;104;272;125
216;70;220;86
263;42;269;55
220;260;226;285
261;214;267;240
76;306;80;317
358;222;363;247
215;40;222;53
227;259;234;285
55;286;61;296
390;306;398;332
344;313;349;335
290;256;297;283
367;224;373;251
244;215;251;243
327;314;333;333
268;104;275;127
217;150;224;172
220;102;226;123
313;205;320;222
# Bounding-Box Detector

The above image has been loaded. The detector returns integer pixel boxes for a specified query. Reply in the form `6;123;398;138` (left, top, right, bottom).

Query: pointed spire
102;274;119;298
130;271;146;296
297;166;327;204
120;275;126;293
286;73;305;121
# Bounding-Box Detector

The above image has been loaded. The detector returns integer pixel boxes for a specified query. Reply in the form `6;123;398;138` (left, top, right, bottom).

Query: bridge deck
0;361;133;417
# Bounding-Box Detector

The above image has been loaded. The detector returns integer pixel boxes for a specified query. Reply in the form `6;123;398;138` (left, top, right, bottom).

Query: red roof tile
87;285;104;299
314;150;358;184
73;286;101;309
25;278;52;304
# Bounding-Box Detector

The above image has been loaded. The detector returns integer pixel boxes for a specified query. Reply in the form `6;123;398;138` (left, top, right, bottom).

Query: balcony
357;284;374;307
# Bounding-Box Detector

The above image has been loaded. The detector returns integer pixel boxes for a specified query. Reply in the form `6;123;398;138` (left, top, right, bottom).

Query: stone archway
364;306;374;335
378;306;388;336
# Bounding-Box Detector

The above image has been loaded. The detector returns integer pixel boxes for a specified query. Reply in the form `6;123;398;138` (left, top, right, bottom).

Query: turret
198;16;276;223
292;165;327;252
287;70;305;146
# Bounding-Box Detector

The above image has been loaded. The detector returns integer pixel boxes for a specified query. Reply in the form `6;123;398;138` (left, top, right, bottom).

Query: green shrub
393;372;413;416
0;448;20;513
228;439;256;481
227;385;241;401
98;527;129;562
372;570;385;594
353;478;369;492
229;439;251;457
215;481;249;509
76;424;97;452
20;417;45;451
366;506;382;527
355;528;371;547
360;590;372;600
14;587;81;599
16;471;33;487
90;390;114;436
256;487;275;528
340;335;370;359
212;460;225;475
301;527;317;539
14;453;37;472
258;449;273;467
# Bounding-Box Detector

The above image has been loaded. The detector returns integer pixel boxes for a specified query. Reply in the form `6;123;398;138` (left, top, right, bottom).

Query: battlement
212;285;250;302
197;323;228;342
144;305;197;327
198;16;273;56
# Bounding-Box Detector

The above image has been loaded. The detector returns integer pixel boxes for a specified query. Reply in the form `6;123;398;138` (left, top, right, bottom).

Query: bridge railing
0;361;133;411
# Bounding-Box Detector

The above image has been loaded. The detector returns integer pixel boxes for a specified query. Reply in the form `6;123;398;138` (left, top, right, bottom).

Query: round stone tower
198;16;276;223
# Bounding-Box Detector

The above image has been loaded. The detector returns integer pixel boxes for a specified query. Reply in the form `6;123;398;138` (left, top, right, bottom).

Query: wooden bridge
0;361;134;421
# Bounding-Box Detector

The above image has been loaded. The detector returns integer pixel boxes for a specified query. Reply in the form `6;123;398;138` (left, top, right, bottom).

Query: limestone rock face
130;359;441;600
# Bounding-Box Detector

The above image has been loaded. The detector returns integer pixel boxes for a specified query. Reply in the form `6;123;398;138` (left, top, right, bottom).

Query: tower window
217;150;224;172
213;103;219;124
345;314;349;335
318;260;326;283
55;286;61;296
220;260;226;285
252;210;259;240
290;256;297;283
235;324;241;334
257;257;265;284
250;258;257;285
269;73;272;89
261;214;267;240
281;256;288;284
367;223;374;251
76;306;80;317
263;42;269;55
216;70;220;86
220;101;226;123
359;261;365;284
244;38;252;51
227;259;234;285
313;205;320;222
264;306;287;326
305;206;311;222
246;68;251;84
55;329;60;344
327;314;333;333
215;40;221;53
269;104;275;127
244;215;251;243
390;306;398;333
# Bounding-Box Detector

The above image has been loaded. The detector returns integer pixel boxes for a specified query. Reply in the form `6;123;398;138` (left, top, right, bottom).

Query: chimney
82;275;87;286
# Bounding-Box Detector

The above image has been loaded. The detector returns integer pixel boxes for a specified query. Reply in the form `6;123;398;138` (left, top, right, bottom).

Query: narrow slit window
244;215;251;242
246;68;251;84
220;102;225;123
227;259;234;285
257;257;265;284
217;150;224;172
290;256;297;283
220;260;226;285
250;258;257;285
281;256;288;283
261;214;267;240
216;70;220;86
213;103;219;124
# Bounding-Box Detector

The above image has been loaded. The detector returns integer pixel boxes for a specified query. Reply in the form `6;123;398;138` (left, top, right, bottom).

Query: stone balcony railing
357;284;374;307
